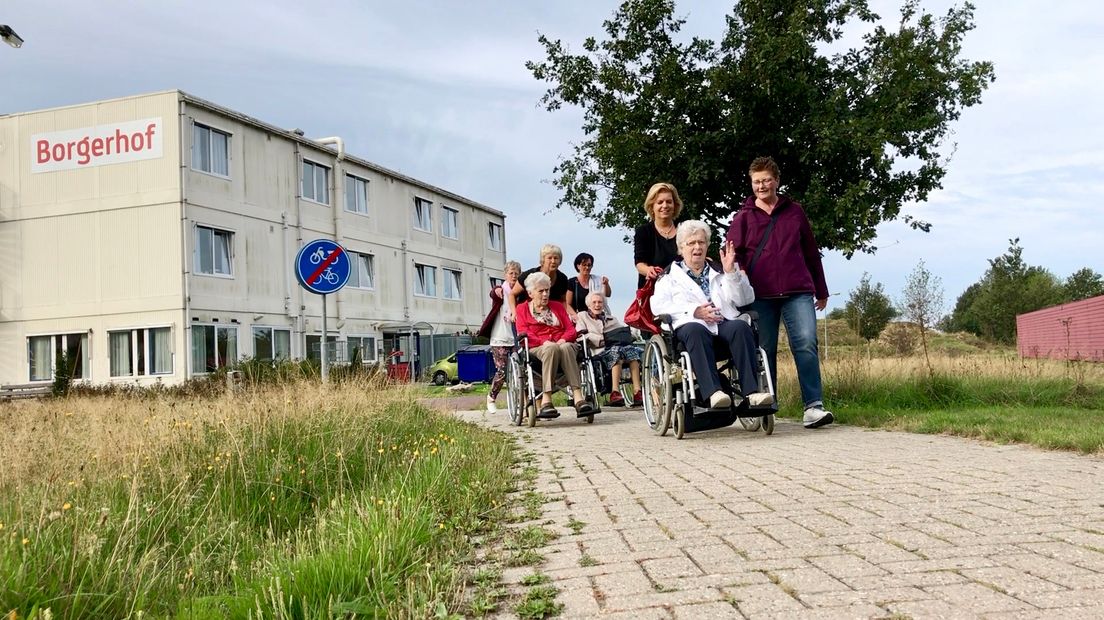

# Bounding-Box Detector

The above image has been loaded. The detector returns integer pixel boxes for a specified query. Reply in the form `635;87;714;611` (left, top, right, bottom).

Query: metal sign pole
321;293;329;383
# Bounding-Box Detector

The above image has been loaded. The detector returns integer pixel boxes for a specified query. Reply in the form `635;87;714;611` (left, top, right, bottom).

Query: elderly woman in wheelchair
647;220;775;436
513;271;599;421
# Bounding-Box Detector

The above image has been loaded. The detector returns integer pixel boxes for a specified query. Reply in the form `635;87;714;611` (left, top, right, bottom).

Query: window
347;336;378;364
252;327;291;362
345;174;369;214
302;160;330;204
109;327;172;377
442;206;459;239
194;225;233;276
348;252;375;289
191;325;238;373
444;268;462;300
490;277;505;290
305;335;338;362
413;198;433;231
414;264;437;297
28;333;88;382
192;123;230;176
488;222;504;251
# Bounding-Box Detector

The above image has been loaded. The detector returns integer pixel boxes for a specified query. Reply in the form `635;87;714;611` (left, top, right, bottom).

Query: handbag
624;277;659;334
604;326;635;347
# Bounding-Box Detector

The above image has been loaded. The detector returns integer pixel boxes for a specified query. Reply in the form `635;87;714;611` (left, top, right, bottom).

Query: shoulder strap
746;211;778;274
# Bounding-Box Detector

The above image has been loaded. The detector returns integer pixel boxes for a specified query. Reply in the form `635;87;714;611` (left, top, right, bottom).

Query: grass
0;378;518;619
771;348;1104;454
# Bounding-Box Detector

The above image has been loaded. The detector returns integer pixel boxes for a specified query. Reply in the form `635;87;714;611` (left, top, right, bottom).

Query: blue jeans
749;295;822;407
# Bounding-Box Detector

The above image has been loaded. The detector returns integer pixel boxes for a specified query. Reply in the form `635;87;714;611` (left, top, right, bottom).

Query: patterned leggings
489;345;512;399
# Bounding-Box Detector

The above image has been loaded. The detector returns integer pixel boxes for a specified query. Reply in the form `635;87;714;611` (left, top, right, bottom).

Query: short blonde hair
504;260;522;275
538;244;563;261
644;182;684;220
676;220;711;250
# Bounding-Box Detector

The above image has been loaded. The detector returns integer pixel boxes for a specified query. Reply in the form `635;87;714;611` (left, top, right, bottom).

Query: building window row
24;326;384;381
190;123;503;248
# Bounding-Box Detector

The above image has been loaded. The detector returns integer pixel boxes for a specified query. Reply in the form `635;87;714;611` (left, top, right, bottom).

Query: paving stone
453;409;1104;619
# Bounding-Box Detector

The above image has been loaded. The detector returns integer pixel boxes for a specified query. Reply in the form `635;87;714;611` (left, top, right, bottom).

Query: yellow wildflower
22;538;29;545
63;503;72;511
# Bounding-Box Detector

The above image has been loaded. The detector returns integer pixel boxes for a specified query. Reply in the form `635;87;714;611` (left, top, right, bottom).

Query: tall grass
772;349;1104;453
1;378;517;619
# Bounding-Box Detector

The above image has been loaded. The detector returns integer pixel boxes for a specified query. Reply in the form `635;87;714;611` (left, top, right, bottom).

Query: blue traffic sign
294;239;350;295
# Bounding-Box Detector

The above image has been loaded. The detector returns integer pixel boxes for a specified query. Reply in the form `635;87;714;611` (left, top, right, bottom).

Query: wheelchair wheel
527;401;537;427
642;336;671;435
585;414;594;424
674;405;686;440
506;356;524;426
763;413;775;435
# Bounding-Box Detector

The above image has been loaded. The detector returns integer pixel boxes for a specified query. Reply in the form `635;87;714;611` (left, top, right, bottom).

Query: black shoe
538;403;561;419
574;401;596;417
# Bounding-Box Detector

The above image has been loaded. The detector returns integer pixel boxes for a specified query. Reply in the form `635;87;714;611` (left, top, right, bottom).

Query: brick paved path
448;405;1104;619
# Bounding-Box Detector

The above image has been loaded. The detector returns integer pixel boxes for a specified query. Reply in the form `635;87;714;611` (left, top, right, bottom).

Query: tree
899;260;943;376
950;239;1064;344
843;272;897;340
527;0;994;255
1063;268;1104;302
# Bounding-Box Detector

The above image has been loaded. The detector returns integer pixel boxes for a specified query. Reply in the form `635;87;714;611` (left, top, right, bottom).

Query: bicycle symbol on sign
308;247;341;285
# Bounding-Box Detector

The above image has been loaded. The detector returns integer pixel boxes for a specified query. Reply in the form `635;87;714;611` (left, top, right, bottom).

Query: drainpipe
312;136;346;329
282;212;291;316
401;240;410;321
178;99;193;380
292;141;305;353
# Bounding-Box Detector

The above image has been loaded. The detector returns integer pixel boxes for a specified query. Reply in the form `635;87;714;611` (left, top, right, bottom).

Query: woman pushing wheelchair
650;220;775;414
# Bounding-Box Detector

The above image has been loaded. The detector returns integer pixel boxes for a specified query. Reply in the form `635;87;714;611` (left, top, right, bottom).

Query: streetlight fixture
1;25;24;48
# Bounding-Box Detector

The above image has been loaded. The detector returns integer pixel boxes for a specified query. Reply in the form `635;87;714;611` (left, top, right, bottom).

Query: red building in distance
1017;295;1104;362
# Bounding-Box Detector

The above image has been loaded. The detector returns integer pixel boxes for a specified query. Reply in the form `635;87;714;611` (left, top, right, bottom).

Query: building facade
1016;295;1104;362
0;91;507;386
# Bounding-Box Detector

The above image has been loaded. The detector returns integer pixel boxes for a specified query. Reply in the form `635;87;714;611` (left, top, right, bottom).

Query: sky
3;0;1103;320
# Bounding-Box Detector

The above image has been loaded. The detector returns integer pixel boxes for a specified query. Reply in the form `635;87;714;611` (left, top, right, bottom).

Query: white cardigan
650;261;756;334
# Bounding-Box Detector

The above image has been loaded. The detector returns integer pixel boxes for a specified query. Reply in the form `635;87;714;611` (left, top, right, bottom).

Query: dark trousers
674;321;758;400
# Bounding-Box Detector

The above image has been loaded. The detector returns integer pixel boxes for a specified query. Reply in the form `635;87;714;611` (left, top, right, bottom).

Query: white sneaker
747;392;775;407
803;405;834;429
708;391;732;409
486;396;498;413
738;417;762;431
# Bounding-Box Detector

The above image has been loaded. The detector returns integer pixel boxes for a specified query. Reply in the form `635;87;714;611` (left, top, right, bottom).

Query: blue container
456;345;495;383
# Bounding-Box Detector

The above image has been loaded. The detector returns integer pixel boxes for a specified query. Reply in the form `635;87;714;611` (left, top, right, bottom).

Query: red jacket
514;300;577;347
725;195;829;300
477;285;506;339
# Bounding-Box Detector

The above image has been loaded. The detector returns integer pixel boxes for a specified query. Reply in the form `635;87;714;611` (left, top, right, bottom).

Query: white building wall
0;91;186;386
0;91;506;385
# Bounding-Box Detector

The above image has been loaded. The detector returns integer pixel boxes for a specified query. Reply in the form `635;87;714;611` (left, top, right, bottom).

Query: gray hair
676;220;711;250
585;292;605;305
524;271;551;292
538;244;563;261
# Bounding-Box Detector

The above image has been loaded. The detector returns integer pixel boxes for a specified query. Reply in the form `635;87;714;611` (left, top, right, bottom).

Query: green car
427;353;458;385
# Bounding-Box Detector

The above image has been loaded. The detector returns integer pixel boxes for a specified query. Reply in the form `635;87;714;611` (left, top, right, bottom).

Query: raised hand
720;240;737;273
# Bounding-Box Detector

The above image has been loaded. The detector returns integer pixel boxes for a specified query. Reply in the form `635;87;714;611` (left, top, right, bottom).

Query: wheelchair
505;331;603;427
642;313;776;439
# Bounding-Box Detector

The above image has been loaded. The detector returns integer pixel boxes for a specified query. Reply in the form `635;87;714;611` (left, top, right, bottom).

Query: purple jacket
725;195;829;300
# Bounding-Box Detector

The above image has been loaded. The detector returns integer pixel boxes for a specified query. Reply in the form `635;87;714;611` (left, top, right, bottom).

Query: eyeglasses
752;178;776;186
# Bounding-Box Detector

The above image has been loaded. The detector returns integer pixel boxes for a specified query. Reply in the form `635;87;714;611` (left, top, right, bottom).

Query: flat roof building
0;90;508;386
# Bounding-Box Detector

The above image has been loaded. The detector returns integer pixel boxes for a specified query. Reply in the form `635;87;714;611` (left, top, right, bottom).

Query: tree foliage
898;260;943;375
1063;267;1104;303
527;0;995;254
843;272;897;340
944;239;1065;344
